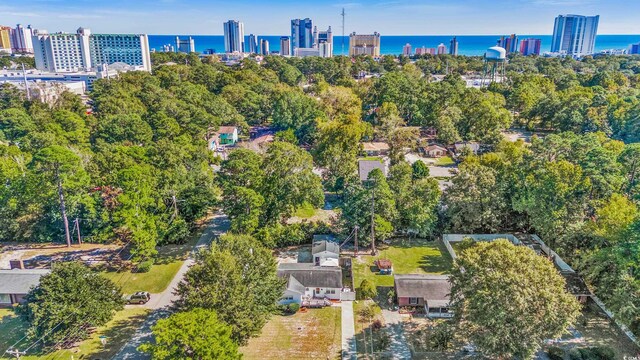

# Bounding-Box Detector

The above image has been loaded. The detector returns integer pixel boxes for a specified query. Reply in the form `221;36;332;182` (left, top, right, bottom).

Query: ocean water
149;34;640;56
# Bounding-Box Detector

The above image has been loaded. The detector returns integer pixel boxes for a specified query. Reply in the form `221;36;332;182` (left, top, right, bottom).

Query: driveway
112;212;229;360
341;301;357;360
381;309;412;360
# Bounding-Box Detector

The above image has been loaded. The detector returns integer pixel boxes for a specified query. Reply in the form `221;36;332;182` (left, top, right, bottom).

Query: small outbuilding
375;259;393;274
312;239;340;267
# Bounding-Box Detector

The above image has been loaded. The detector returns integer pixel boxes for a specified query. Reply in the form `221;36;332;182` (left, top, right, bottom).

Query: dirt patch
273;245;312;264
0;242;122;269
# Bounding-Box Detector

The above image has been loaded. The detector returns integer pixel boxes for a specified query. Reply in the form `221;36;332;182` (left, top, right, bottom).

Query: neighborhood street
112;212;230;360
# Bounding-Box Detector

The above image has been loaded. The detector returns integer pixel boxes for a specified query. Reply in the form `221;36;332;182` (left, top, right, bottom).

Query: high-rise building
175;36;195;53
520;38;542;56
0;26;11;53
12;24;34;53
402;43;412;56
416;47;436;56
248;34;258;54
551;14;599;57
280;37;291;56
629;42;640;55
449;37;458;56
223;20;245;53
315;26;333;57
291;18;313;54
260;39;270;56
349;32;381;57
437;43;447;55
497;34;518;54
32;27;151;72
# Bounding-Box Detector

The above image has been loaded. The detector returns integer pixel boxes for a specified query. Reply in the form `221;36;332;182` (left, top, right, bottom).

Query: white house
208;126;239;151
312;238;340;267
277;263;343;306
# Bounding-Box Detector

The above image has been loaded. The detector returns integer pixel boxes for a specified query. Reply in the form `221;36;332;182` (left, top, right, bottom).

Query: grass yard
435;156;455;166
101;259;184;294
293;202;317;218
241;307;341;360
358;156;384;163
352;238;453;288
0;308;149;360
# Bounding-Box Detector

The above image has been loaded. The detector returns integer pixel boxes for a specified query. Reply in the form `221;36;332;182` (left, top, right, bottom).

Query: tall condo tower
248;34;258;54
449;37;458;56
223;20;245;53
280;37;291;56
551;14;599;57
291;18;313;54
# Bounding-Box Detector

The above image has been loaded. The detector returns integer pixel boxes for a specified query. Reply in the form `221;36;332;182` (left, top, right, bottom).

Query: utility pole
354;225;358;256
341;8;346;56
56;167;72;248
7;348;25;359
370;184;376;255
74;218;82;245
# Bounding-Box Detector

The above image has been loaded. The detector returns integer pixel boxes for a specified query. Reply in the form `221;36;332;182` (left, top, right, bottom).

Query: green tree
175;234;284;343
359;279;377;299
450;240;580;359
224;186;264;234
139;308;240;360
17;262;123;348
412;160;430;180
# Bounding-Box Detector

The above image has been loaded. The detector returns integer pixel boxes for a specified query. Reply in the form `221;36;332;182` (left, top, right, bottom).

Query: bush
287;303;300;313
371;319;382;331
568;348;583;360
578;348;597;360
591;346;615;360
428;322;455;351
359;279;377;299
256;221;334;248
547;346;565;360
135;259;154;273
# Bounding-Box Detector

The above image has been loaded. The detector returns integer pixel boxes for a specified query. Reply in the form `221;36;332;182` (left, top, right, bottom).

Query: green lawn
101;259;184;294
0;308;149;360
435;156;455;166
358;156;384;163
241;307;341;359
293;202;317;218
352;238;453;288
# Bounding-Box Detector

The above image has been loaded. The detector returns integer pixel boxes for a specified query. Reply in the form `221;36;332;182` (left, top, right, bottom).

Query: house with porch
394;274;453;318
362;142;390;157
208;126;239;151
277;263;343;307
0;269;50;307
422;144;448;158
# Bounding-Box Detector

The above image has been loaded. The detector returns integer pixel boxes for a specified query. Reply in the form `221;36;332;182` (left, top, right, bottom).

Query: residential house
362;142;390;157
453;142;480;155
277;263;343;306
0;269;50;307
208;126;239;151
358;159;386;182
312;239;340;267
394;274;453;318
422;145;448;158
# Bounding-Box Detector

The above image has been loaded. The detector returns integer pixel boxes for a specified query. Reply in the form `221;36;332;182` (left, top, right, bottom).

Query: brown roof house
394;274;453;318
362;142;390;157
0;269;50;307
422;145;448;158
358;159;386;182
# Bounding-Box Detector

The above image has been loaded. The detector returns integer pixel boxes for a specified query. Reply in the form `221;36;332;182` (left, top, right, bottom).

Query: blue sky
0;0;638;35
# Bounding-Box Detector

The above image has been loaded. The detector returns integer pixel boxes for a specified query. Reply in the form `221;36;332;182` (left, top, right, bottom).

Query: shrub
591;346;615;360
568;348;583;360
579;348;597;360
359;279;377;299
371;319;383;331
287;303;300;314
135;259;154;273
428;322;455;351
547;346;565;360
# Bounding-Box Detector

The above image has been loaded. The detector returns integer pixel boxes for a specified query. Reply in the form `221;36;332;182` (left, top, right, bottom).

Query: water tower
481;46;507;87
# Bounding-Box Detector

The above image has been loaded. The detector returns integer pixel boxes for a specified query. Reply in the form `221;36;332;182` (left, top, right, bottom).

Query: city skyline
1;1;638;36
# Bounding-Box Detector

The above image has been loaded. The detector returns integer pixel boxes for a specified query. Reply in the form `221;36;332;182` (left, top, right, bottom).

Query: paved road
341;301;357;360
112;213;229;360
381;309;412;360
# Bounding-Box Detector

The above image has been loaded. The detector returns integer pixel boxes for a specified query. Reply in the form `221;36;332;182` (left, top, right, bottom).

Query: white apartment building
11;24;34;53
551;14;599;58
32;27;151;73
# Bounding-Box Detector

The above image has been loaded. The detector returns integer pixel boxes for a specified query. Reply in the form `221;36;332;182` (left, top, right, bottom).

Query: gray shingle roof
312;240;340;256
394;274;451;307
0;269;50;295
277;263;343;289
358;160;386;181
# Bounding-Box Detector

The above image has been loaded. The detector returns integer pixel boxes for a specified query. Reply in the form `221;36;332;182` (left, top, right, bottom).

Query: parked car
125;291;150;305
